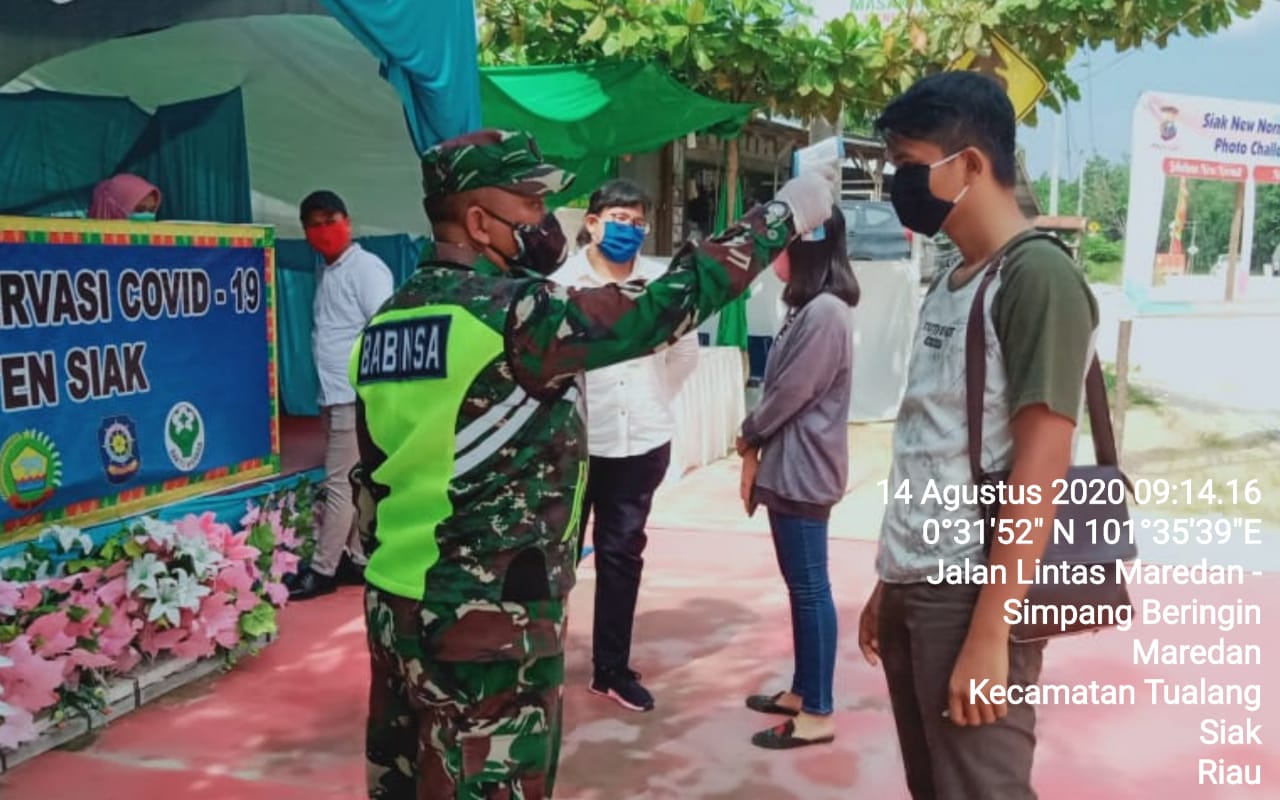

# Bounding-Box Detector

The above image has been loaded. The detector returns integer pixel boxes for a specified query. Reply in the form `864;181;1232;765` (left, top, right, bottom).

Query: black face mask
890;153;968;237
483;208;568;276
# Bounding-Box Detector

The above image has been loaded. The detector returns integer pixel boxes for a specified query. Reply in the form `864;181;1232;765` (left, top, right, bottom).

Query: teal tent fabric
0;90;150;216
481;61;755;204
275;235;428;416
0;88;251;223
320;0;481;152
119;90;252;223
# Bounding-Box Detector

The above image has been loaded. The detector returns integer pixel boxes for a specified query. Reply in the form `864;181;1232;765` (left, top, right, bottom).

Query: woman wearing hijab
738;204;860;749
88;174;161;221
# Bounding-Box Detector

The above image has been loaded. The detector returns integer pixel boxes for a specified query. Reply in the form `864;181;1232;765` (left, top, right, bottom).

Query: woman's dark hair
782;204;860;308
575;179;653;246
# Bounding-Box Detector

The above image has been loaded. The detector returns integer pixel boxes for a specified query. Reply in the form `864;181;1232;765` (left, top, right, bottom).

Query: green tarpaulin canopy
482;61;754;203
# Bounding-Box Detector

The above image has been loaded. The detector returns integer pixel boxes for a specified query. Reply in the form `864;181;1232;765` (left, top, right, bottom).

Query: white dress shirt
551;249;700;459
312;243;394;407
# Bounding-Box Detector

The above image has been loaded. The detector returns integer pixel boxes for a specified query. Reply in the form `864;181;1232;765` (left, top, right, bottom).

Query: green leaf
620;26;641;48
687;0;707;25
239;602;278;639
0;624;19;643
67;605;90;623
97;606;114;627
558;0;597;10
694;45;713;71
580;14;607;44
123;538;145;559
601;33;622;56
963;22;983;50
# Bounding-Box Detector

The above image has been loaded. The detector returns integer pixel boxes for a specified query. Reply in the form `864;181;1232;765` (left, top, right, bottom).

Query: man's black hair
575;178;653;247
783;204;860;309
875;72;1018;188
300;190;348;220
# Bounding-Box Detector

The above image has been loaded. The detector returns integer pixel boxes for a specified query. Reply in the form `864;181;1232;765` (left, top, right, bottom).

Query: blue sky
809;0;1280;179
1018;1;1280;179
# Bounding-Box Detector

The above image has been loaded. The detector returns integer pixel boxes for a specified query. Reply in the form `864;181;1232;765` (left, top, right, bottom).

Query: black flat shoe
745;692;799;717
751;720;835;750
289;568;337;601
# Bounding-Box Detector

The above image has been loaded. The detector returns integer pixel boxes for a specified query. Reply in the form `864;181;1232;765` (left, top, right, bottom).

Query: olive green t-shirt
949;236;1099;423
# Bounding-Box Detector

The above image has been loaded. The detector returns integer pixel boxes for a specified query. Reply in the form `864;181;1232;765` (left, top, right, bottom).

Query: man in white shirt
292;190;395;600
550;179;699;711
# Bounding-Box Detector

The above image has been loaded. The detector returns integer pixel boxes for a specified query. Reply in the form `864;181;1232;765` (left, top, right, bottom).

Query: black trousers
577;442;671;675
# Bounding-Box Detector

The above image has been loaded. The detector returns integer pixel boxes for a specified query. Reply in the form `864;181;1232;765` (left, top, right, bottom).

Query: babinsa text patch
357;316;449;383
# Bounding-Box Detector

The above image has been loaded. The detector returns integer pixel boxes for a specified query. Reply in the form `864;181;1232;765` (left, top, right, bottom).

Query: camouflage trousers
364;587;566;799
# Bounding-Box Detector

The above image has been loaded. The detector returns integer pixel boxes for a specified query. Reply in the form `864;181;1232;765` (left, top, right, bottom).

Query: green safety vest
349;263;587;606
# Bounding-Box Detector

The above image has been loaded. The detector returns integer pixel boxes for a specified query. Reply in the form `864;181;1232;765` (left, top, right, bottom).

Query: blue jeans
768;511;837;715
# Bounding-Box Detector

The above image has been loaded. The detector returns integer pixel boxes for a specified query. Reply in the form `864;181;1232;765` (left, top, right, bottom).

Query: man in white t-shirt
292;190;394;600
550;179;698;712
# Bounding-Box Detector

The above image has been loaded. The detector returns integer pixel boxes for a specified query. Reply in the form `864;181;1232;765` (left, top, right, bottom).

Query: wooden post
1225;181;1245;301
725;138;740;222
1113;319;1133;463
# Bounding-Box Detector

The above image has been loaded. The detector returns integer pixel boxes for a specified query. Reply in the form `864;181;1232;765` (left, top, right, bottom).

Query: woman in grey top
737;205;859;749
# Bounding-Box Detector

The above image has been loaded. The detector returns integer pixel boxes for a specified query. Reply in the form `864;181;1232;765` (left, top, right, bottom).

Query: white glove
775;165;838;236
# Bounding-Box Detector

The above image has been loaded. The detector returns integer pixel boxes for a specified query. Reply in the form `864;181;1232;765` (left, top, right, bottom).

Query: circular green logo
1;430;63;511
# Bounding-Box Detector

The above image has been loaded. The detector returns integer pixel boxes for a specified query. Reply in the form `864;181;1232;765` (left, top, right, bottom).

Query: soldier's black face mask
481;207;568;277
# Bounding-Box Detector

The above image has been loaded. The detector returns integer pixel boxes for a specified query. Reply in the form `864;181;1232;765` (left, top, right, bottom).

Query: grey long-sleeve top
741;292;852;514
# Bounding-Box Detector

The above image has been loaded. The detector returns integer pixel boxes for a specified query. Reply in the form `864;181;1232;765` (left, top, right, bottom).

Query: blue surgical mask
597;220;646;263
129;211;157;222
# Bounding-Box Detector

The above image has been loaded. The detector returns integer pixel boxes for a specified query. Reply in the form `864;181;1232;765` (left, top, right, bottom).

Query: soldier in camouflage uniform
351;129;835;799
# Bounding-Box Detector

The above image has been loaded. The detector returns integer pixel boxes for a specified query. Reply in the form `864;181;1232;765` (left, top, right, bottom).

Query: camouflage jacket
350;203;795;660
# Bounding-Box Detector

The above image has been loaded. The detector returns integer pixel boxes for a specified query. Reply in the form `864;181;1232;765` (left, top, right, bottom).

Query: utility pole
1076;156;1086;217
1049;113;1062;216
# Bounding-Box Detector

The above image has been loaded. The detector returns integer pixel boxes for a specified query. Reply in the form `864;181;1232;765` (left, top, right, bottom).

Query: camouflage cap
421;129;575;200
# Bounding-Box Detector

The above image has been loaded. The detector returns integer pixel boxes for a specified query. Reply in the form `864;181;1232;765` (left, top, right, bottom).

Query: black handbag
965;235;1137;643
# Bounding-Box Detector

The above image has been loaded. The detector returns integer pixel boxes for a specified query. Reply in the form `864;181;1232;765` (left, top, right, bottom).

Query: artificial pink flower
0;580;20;615
264;581;289;607
19;584;44;611
138;625;187;657
196;593;241;649
68;648;114;671
104;561;128;579
25;612;76;658
270;549;299;579
276;525;299;549
172;632;216;660
0;707;37;750
0;637;67;711
96;575;129;606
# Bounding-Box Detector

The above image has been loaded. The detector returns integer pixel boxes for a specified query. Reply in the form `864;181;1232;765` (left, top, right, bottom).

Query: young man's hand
858;581;884;666
948;634;1009;726
739;450;759;514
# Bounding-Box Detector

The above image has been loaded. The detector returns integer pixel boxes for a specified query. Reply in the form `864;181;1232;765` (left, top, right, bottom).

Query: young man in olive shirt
858;73;1099;799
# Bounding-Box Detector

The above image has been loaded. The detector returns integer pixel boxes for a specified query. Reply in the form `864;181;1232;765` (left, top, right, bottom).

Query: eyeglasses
599;212;650;234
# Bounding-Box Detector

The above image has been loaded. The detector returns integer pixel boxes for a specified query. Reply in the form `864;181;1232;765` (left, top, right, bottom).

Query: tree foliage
1034;155;1280;282
478;0;1266;124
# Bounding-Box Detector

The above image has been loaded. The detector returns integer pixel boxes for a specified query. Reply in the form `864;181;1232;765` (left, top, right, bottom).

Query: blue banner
0;218;279;543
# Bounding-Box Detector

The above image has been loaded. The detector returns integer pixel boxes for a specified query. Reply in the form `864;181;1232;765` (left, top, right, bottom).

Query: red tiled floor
4;524;1276;799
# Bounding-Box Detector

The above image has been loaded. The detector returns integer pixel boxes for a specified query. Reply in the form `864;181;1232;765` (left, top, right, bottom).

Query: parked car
839;200;912;262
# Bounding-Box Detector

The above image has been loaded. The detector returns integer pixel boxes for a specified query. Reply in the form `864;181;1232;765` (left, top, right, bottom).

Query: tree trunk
1225;181;1245;302
725;137;739;220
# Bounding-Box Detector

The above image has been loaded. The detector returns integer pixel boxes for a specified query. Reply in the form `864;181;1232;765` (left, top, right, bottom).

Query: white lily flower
175;534;221;579
169;568;212;610
139;517;177;547
42;525;91;555
127;553;168;595
145;576;183;627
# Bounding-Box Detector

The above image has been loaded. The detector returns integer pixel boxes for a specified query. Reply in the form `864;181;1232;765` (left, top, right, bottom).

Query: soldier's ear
464;204;493;246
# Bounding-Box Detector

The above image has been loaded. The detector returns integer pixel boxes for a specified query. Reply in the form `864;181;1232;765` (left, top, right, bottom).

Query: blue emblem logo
99;416;140;484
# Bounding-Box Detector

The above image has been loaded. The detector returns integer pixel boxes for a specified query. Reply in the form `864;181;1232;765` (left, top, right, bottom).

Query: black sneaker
590;668;655;712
